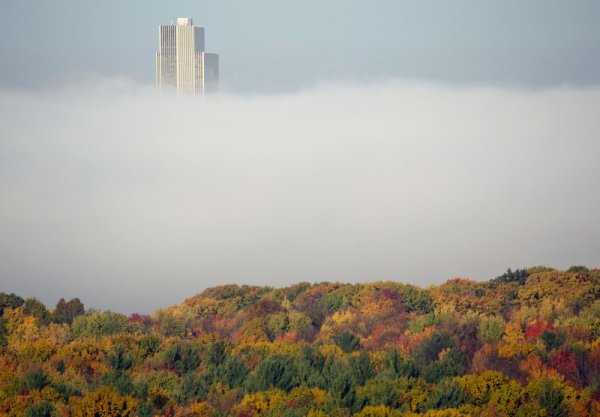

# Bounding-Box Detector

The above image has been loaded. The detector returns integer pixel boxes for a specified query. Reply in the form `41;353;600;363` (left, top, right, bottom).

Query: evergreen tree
53;297;84;324
537;379;569;417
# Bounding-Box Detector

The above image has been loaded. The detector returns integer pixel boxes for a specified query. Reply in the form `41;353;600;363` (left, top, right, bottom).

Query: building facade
156;17;219;94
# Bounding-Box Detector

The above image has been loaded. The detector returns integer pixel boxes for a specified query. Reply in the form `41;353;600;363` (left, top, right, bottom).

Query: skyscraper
156;18;219;94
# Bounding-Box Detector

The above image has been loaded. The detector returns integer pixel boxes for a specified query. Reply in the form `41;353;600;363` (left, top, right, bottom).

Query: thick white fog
1;80;599;313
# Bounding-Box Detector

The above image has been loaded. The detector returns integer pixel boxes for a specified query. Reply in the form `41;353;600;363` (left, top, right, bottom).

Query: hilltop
1;266;599;416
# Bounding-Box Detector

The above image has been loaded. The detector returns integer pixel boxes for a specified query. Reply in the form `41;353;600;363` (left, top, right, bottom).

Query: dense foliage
1;266;600;416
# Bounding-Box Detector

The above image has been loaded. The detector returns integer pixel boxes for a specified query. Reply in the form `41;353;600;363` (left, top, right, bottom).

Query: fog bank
1;80;599;313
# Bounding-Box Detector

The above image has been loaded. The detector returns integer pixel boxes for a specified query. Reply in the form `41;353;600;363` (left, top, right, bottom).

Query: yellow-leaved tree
498;322;534;358
70;387;138;417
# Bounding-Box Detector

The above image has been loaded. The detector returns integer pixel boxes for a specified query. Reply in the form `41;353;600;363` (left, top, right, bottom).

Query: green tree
174;372;210;404
287;311;313;337
21;368;50;391
541;330;563;351
220;355;250;388
412;331;456;366
478;316;505;343
162;342;201;374
328;370;357;410
71;311;127;338
53;381;82;399
349;352;373;385
515;403;547;417
355;405;402;417
0;316;7;347
206;339;228;367
107;345;134;371
0;292;24;314
356;377;401;408
333;331;361;353
135;402;154;417
53;297;84;324
139;334;161;356
536;379;569;417
247;354;299;392
266;312;289;339
23;298;51;325
397;285;433;314
566;265;589;273
158;313;186;337
24;401;55;417
493;268;529;286
296;345;326;386
99;370;134;395
422;348;467;383
426;379;471;410
384;349;418;378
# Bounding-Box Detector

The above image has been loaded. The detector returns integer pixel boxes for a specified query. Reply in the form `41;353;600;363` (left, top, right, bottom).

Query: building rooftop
176;17;193;26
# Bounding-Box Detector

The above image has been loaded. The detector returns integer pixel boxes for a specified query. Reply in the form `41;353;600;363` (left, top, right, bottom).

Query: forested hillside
1;266;600;417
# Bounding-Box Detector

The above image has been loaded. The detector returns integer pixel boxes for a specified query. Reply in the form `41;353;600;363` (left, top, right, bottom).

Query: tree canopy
0;266;599;416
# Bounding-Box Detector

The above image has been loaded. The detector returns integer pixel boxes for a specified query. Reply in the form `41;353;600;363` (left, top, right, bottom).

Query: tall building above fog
156;17;219;94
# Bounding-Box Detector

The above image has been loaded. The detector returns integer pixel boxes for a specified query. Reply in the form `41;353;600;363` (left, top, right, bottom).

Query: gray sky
1;1;600;92
0;2;599;313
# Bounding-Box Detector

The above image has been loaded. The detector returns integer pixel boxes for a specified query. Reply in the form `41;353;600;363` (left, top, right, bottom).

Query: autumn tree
72;387;138;417
0;275;598;417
